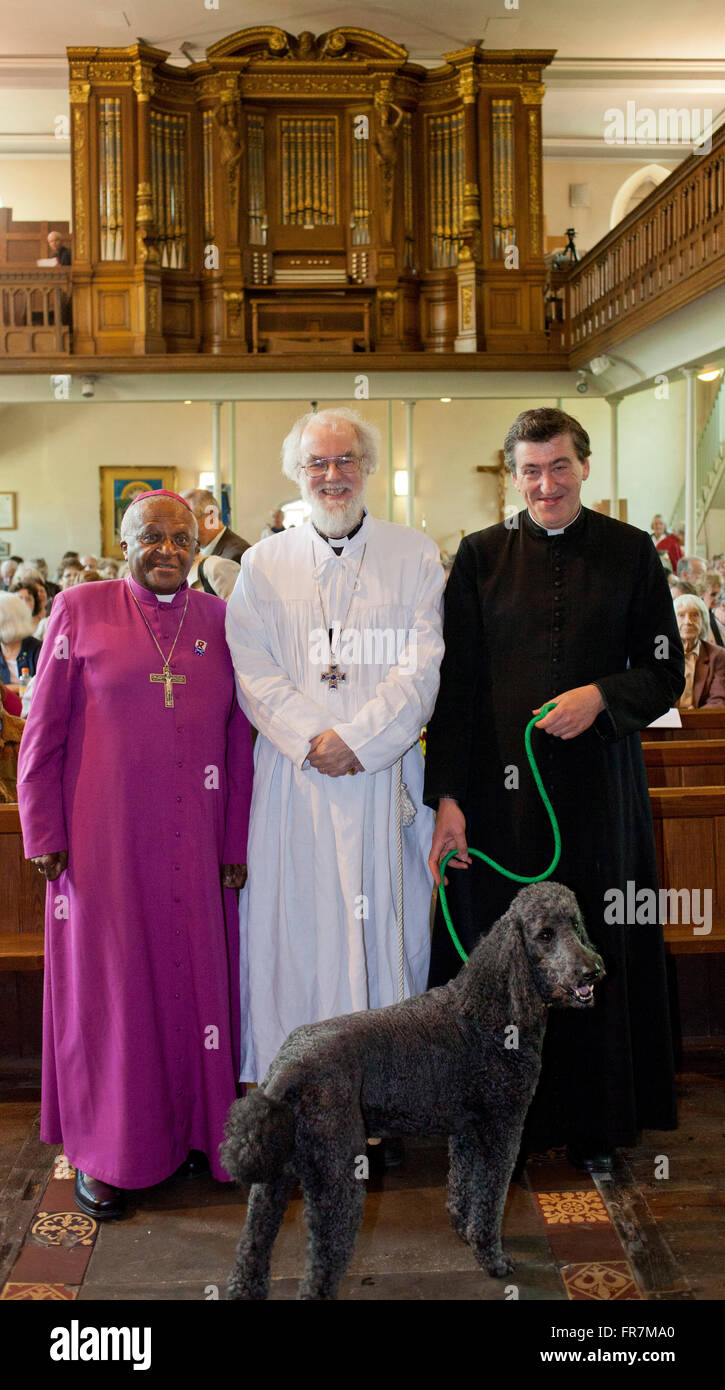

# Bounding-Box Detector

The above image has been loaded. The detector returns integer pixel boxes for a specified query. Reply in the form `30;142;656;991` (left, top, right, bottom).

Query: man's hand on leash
429;798;470;886
306;730;364;777
533;684;604;740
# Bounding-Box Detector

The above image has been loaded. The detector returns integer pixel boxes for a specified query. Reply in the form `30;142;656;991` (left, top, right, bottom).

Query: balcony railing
0;271;71;354
563;122;725;365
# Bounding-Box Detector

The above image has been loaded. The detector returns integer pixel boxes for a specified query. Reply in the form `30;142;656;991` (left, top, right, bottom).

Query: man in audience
226;407;445;1161
674;593;725;707
677;554;707;592
651;513;683;572
47;230;71;265
702;570;725;646
181;489;250;587
260;507;286;538
17;490;253;1221
424;406;685;1173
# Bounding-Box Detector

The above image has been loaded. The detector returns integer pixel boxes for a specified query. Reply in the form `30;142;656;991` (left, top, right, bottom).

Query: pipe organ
67;27;553;357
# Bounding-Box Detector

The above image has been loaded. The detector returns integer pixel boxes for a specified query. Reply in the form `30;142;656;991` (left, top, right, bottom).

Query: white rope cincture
394;755;405;1004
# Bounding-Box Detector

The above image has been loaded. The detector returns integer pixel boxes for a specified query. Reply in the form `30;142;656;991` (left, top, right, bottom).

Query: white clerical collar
529;504;582;536
312;509;369;554
156;592;175;603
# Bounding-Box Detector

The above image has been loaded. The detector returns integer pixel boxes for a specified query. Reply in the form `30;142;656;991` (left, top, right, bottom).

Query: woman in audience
11;580;49;640
674;593;725;709
0;593;43;694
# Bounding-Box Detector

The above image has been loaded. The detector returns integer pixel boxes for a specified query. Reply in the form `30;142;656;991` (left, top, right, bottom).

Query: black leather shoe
74;1170;126;1220
174;1149;210;1180
566;1145;614;1174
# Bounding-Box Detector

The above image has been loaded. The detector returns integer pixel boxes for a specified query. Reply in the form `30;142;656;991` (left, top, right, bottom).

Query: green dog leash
437;703;562;963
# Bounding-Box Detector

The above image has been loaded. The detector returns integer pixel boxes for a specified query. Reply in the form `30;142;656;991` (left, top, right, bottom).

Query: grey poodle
221;881;605;1300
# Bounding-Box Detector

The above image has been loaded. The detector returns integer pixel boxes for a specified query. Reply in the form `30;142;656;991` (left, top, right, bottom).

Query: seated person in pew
674;594;725;709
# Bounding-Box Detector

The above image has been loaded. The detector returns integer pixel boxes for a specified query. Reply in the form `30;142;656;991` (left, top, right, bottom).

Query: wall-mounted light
184;399;192;405
394;470;409;497
439;397;452;403
199;471;215;489
697;367;722;382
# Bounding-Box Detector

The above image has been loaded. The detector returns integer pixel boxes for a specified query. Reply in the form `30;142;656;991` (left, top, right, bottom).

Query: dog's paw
485;1254;515;1278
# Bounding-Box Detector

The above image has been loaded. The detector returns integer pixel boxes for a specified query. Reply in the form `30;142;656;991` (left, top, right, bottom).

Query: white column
683;368;698;554
228;400;236;524
387;399;394;522
609;396;619;516
404;399;416;528
212;400;222;505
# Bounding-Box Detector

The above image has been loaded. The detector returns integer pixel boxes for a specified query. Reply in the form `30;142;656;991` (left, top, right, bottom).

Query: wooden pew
643;710;725;741
643;738;725;787
0;804;44;1058
649;786;725;955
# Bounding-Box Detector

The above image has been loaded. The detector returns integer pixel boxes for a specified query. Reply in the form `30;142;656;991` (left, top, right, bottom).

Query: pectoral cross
321;663;346;691
150;664;186;708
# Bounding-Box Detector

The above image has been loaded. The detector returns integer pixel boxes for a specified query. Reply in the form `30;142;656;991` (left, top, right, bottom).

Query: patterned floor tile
1;1282;78;1300
536;1190;610;1224
562;1260;643;1301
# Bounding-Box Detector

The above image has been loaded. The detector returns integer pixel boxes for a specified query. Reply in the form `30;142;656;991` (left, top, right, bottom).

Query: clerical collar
312;511;366;554
525;505;584;537
127;574;189;607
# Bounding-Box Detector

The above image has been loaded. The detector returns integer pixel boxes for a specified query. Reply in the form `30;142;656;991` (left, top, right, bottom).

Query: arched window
609;164;672;229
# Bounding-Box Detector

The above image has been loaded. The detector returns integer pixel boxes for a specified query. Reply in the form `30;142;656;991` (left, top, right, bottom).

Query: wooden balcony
0;271;71;355
563;121;725;367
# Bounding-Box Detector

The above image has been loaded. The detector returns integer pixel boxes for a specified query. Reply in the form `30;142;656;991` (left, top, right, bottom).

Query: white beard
304;486;366;538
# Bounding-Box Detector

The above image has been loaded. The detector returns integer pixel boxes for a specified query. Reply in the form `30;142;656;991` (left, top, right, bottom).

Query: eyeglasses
301;455;362;476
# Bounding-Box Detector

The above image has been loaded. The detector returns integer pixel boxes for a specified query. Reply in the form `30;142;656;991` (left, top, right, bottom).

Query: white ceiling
1;2;724;156
1;0;725;64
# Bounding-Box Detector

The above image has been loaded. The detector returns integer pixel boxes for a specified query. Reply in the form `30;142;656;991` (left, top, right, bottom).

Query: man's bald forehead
124;497;198;539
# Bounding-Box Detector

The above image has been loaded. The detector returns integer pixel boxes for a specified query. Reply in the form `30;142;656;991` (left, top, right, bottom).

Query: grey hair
14;564;44;586
0;592;35;645
281;407;381;482
674;592;710;640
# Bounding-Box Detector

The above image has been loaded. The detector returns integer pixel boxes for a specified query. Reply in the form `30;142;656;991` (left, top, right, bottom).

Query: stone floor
1;1050;723;1302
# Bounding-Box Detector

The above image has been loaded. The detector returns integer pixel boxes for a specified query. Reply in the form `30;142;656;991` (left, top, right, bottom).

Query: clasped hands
305;729;364;778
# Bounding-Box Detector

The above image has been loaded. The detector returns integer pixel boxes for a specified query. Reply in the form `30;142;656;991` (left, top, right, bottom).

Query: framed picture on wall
0;492;17;529
100;467;178;559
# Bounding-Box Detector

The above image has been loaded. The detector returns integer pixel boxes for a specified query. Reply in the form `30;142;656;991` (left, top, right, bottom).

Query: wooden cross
321;663;346;691
150;664;186;708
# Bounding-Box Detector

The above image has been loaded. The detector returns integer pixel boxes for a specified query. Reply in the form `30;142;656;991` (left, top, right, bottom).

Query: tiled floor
1;1056;723;1302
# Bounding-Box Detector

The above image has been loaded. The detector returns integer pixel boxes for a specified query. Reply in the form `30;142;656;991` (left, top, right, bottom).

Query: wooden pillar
68;73;94;353
132;58;164;352
455;60;484;352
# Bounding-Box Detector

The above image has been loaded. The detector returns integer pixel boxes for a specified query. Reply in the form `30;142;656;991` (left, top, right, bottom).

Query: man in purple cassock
17;491;254;1220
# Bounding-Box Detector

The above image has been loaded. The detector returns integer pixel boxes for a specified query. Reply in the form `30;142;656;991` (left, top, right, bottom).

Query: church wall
542;158;679;254
0;384;701;573
0;158;71;222
617;380;687;531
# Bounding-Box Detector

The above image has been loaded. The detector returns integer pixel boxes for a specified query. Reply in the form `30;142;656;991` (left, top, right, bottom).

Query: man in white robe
226;407;445;1089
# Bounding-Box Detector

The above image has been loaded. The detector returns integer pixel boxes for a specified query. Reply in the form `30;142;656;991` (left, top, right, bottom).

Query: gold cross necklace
125;578;189;708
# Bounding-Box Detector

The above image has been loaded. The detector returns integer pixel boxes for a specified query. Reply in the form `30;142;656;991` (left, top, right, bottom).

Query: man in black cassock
424;407;685;1171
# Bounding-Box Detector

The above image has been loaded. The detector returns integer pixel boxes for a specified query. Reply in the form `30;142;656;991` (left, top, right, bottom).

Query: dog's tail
220;1089;295;1184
